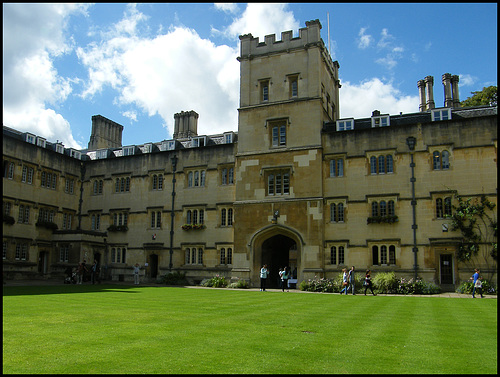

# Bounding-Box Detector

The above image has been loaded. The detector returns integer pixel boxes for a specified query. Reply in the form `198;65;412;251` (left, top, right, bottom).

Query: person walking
133;263;141;285
91;260;99;284
340;268;348;294
363;269;376;295
347;266;356;295
77;262;87;284
281;266;290;292
260;264;269;291
471;268;484;298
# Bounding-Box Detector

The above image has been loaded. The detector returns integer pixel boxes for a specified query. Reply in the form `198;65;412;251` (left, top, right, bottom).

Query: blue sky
3;3;497;149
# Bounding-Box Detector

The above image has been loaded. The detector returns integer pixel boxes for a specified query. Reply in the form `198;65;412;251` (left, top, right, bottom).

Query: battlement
239;19;323;57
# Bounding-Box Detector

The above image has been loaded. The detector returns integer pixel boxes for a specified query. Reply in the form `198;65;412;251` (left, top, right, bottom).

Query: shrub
227;278;249;289
161;271;188;285
203;275;228;288
456;279;496;295
372;272;398;294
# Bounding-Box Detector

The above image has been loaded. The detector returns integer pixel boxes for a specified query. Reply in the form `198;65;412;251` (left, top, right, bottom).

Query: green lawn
3;285;497;374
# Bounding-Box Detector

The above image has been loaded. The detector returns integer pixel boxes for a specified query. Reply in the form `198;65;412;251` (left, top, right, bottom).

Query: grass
3;284;497;374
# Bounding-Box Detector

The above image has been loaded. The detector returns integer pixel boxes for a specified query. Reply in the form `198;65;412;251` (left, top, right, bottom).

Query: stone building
3;20;497;288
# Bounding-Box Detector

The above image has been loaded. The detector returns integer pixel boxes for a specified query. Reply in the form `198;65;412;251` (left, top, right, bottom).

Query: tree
448;194;497;281
460;86;497;107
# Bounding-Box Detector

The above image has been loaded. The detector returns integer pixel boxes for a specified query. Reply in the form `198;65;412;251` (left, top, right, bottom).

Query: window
38;208;55;223
185;247;203;265
432;108;451;121
91;214;101;230
15;243;29;260
112;212;128;227
22;166;34;184
372;244;396;266
272;125;286;147
41;171;57;189
260;80;269;102
25;133;36;144
36;137;46;147
219;247;233;265
62;212;73;230
123;146;135;156
330;202;345;223
224;132;234;144
288;75;298;98
369;154;394;174
188;170;206;188
329;158;344;177
329;245;345;265
96;149;108;159
433;150;451;170
372;116;390;127
267;169;290;196
115;177;131;192
5;161;15;179
152;174;164;190
436;197;452;218
111;247;126;263
70;149;81;160
65;178;75;194
336;119;354;131
59;246;69;262
18;205;30;224
186;209;205;225
220;207;233;226
3;241;7;260
151;211;162;229
221;167;234;185
93;180;103;195
55;143;64;154
3;201;12;216
370;200;396;219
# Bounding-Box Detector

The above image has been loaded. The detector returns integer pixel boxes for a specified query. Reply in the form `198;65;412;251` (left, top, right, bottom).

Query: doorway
38;251;48;274
261;235;296;288
149;254;159;279
440;254;453;284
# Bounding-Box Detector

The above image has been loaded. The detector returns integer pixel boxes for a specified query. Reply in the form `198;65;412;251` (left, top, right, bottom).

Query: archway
262;235;297;288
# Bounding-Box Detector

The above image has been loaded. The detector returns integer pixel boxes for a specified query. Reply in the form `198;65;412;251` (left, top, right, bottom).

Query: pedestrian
470;268;484;298
281;266;290;292
363;269;376;295
133;263;141;285
260;264;269;291
347;266;356;295
77;262;87;284
91;260;99;284
340;268;348;294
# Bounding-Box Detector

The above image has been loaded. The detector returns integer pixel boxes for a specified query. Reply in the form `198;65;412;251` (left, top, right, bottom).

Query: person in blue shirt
471;268;483;298
259;264;269;291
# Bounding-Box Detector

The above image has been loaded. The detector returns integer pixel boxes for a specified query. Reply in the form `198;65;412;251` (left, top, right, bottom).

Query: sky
3;3;497;150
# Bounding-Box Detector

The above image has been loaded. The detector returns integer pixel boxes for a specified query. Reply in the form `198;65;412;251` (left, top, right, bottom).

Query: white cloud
357;27;373;49
220;3;299;41
214;3;239;14
458;74;477;87
2;3;88;149
339;78;419;119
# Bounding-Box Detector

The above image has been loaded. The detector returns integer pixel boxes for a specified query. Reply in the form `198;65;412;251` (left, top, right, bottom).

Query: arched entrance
262;235;297;288
250;224;303;288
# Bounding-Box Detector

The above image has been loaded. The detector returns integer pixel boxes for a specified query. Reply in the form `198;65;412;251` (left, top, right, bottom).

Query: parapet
239;19;323;57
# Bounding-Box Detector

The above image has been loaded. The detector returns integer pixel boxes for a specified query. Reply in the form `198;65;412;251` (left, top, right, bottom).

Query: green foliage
456;279;496;295
460;85;497;107
448;194;497;262
372;271;398;293
202;274;228;288
160;271;188;285
227;278;249;289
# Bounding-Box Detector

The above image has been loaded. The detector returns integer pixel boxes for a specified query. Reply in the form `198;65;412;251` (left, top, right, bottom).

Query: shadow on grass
2;283;182;296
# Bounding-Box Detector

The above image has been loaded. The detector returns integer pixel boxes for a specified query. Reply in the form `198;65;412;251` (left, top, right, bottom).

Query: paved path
3;279;496;298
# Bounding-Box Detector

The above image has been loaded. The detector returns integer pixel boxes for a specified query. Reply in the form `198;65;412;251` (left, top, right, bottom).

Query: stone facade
3;20;497;288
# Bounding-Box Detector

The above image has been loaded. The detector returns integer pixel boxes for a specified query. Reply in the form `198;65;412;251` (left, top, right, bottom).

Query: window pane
389;246;396;264
337;159;344;177
381;246;387;264
436;198;443;218
279;125;286;145
433;151;441;170
380;201;387;217
338;246;344;264
372;202;378;217
330;246;336;264
378;156;385;174
221;209;226;226
386;155;393;173
330;160;336;177
272;127;278;146
338;203;344;222
370;156;377;174
442;151;450;169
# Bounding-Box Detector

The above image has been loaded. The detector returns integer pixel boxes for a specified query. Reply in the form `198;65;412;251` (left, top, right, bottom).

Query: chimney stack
442;73;453;108
424;76;435;110
417;79;426;112
173;110;199;139
451;75;460;108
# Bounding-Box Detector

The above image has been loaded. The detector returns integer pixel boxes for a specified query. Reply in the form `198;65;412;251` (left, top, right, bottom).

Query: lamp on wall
169;155;178;271
406;136;418;280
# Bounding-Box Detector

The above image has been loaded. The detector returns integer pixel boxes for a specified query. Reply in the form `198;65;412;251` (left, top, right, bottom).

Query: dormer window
25;133;36;144
372;116;390;127
36;137;46;148
336;119;354;131
96;149;108;159
162;140;176;151
123;146;135;156
192;136;206;148
142;143;153;153
432;108;451;121
55;143;64;154
224;132;234;144
69;149;81;160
